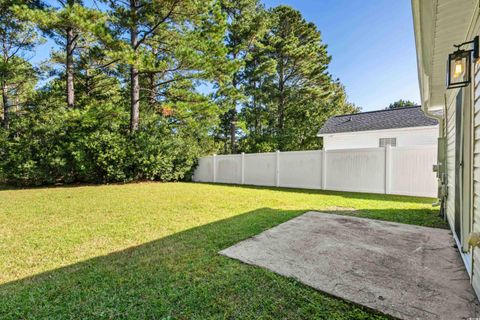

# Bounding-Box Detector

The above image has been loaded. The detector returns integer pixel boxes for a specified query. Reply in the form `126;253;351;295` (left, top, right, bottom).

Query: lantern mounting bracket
446;36;479;89
453;35;479;60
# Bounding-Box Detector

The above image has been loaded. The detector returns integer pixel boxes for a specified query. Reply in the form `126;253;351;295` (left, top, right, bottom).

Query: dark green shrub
0;103;204;186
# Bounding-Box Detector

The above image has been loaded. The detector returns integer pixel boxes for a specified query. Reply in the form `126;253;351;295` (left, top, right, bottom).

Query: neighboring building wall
322;126;438;150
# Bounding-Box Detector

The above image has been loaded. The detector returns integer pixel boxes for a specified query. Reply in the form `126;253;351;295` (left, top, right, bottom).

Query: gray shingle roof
317;106;438;135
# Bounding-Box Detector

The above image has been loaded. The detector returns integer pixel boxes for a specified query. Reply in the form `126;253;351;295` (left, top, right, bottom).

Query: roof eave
316;124;439;136
412;0;477;117
411;0;432;117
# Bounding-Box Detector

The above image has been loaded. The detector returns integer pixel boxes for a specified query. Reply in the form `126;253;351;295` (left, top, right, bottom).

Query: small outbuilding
317;106;439;150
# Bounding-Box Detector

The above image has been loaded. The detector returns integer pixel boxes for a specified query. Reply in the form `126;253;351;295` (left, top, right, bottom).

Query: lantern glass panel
447;50;471;88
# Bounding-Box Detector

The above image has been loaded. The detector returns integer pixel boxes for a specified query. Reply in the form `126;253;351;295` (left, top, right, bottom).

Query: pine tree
0;0;41;129
15;0;108;109
239;6;358;151
217;0;267;153
102;0;231;132
75;45;123;107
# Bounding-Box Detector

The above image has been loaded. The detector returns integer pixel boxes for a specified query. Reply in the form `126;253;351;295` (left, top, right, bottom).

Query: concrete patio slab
220;212;480;320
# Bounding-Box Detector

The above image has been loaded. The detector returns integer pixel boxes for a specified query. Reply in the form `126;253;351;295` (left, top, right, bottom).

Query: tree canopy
236;6;358;152
388;99;417;109
0;2;359;186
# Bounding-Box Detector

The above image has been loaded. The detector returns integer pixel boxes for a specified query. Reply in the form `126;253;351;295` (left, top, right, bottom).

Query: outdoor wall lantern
446;35;479;89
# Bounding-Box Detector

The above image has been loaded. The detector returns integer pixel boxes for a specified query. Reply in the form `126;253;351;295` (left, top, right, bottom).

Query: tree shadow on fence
0;207;405;320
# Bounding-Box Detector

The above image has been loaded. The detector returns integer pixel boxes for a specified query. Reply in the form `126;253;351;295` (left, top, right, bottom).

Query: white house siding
445;89;457;233
443;56;475;278
472;56;480;297
322;126;438;150
441;10;480;297
412;0;480;299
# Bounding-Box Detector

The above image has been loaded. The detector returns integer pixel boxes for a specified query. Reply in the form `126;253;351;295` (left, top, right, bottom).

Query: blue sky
263;0;420;111
34;0;420;112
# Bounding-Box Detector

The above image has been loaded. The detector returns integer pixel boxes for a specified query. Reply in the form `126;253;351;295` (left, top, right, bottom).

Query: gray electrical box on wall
436;137;447;199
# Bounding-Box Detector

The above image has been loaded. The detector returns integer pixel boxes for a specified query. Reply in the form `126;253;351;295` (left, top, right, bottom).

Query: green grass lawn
0;182;446;319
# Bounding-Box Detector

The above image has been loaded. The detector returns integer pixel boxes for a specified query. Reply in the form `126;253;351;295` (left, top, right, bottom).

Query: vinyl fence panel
192;146;438;197
192;156;213;182
215;155;242;184
278;150;323;189
325;148;386;194
244;152;277;186
389;145;437;197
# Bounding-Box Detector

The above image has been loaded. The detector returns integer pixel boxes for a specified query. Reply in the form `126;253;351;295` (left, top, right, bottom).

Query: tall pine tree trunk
278;83;284;130
277;54;286;151
1;80;9;129
130;65;140;131
253;81;258;134
230;109;237;153
230;66;237;153
66;26;75;108
278;57;285;132
130;0;140;132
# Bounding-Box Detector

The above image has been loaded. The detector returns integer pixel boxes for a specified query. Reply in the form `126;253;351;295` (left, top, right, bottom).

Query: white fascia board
411;0;435;113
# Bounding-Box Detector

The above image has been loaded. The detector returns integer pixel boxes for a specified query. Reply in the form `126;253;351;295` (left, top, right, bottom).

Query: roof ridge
333;105;421;118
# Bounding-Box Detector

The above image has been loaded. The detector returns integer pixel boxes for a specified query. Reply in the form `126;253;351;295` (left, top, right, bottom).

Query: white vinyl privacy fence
192;145;438;198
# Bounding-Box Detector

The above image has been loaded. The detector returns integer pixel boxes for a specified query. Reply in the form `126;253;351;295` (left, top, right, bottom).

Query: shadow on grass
0;208;400;320
196;182;436;203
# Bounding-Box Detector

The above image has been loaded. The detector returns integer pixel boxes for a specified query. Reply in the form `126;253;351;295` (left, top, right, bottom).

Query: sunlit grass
0;182;444;319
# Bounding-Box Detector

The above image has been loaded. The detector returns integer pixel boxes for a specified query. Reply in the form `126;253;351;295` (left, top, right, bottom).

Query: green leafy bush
0;103;203;186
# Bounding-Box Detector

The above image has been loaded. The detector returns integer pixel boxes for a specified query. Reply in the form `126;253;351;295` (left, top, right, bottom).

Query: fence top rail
215;154;242;159
326;147;387;153
199;144;437;159
202;150;323;158
277;150;322;155
244;152;276;157
390;145;437;151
